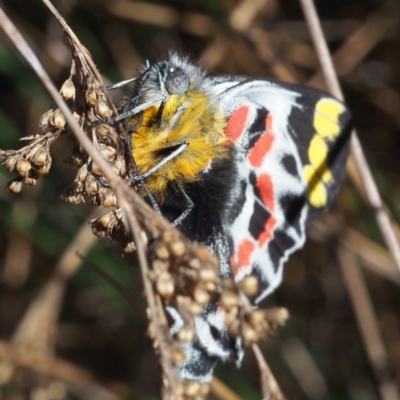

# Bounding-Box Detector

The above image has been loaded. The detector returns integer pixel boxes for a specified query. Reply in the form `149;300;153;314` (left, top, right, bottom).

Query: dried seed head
33;148;50;166
168;240;186;258
248;309;267;328
193;286;210;305
148;323;156;340
5;155;19;173
184;381;202;397
199;267;218;283
99;212;116;228
86;88;97;105
241;323;259;345
101;188;117;208
96;124;111;140
98;144;117;162
221;290;240;310
16;158;31;177
171;345;187;365
156;271;175;298
114;155;127;177
237;275;259;296
39;109;54;130
188;300;203;316
51;109;66;128
177;325;195;343
195;246;210;261
24;175;38;186
60;78;76;100
36;163;51;175
123;242;136;253
85;175;100;196
265;307;289;328
162;229;180;244
91;162;104;177
154;243;170;260
152;259;169;272
8;178;23;193
95;100;112;119
77;164;89;183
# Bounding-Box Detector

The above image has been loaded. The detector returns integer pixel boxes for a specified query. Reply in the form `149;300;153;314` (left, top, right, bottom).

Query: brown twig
299;0;400;276
338;248;400;400
0;339;118;400
252;343;286;400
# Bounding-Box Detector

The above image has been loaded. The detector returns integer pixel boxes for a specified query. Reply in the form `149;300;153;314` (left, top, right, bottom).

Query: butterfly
104;53;351;382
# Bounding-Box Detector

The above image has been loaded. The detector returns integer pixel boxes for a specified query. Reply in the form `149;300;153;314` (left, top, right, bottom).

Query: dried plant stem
252;344;286;400
338;248;400;400
299;0;400;276
0;339;118;400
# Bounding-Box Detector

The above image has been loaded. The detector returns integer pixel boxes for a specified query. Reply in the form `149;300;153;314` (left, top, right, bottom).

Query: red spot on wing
226;106;249;142
248;132;274;167
248;114;275;168
259;216;277;246
257;173;274;212
237;239;254;266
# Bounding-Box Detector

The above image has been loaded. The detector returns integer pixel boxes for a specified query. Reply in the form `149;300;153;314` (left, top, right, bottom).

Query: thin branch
252;343;286;400
0;339;118;400
338;248;400;400
299;0;400;276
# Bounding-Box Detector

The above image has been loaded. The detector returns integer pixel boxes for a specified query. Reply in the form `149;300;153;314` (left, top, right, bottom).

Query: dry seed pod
101;188;117;208
154;242;170;260
85;175;100;196
198;266;218;283
16;158;31;177
86;87;97;105
220;290;240;310
156;271;175;298
114;155;127;177
8;178;23;193
241;322;259;345
188;300;203;316
123;242;136;253
195;246;210;261
193;286;210;305
60;78;76;100
77;164;89;183
183;381;202;397
177;325;195;343
237;275;259;296
51;109;66;128
36;163;51;175
247;309;267;327
171;345;187;365
168;239;186;258
33;148;50;166
98;144;117;162
5;155;19;173
95;100;112;119
39;109;54;130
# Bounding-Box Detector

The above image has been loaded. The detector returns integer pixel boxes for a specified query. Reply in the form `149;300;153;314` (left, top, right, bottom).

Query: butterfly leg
172;189;194;226
106;77;137;91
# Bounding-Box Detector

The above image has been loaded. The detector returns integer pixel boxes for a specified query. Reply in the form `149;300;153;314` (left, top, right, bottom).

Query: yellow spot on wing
314;98;346;141
303;165;328;208
303;97;347;208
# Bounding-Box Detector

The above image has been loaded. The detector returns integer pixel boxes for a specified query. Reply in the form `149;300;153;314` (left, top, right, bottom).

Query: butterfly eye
165;69;189;94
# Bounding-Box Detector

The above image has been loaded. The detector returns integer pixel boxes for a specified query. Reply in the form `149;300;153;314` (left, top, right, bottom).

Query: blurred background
0;0;400;399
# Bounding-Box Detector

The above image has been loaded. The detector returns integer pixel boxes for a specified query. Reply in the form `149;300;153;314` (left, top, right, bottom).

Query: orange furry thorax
131;91;229;203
